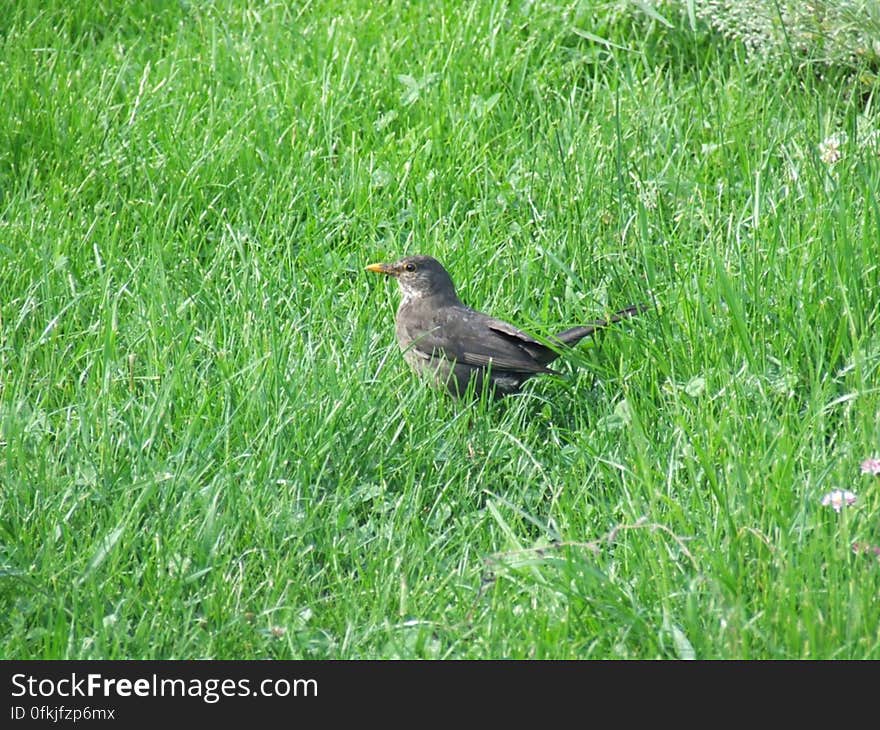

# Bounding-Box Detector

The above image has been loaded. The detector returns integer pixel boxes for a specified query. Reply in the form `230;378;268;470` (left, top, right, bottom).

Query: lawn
2;0;879;659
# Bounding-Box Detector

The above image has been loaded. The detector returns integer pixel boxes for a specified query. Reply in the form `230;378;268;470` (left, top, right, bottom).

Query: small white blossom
821;489;857;512
819;133;847;165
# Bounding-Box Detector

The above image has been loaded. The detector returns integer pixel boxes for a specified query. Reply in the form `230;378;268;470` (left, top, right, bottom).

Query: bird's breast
394;295;454;348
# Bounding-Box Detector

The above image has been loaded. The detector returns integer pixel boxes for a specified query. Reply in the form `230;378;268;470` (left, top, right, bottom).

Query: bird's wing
485;319;545;347
401;309;556;374
456;349;556;374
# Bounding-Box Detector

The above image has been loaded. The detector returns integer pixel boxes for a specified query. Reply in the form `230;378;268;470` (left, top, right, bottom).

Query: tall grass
1;0;878;658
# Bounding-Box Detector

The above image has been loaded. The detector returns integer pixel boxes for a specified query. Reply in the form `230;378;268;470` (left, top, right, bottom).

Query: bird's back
394;297;561;396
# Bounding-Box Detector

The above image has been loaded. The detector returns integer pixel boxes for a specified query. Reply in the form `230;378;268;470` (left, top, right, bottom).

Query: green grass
1;0;879;659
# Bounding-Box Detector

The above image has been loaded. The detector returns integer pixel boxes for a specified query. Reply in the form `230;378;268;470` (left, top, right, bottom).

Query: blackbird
366;255;643;398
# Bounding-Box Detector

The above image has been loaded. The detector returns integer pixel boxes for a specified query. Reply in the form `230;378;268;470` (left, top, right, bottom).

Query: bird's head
366;255;460;303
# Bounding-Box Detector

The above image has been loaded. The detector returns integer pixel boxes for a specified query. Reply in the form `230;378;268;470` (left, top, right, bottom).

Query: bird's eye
404;263;416;272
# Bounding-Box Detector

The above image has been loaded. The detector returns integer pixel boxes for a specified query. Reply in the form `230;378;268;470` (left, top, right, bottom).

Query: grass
1;0;879;659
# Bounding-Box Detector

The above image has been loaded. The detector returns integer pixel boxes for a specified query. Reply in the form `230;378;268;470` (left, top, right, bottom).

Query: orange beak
365;262;397;277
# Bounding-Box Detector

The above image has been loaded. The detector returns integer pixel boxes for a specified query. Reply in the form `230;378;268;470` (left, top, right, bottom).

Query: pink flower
852;542;880;559
860;458;880;476
821;490;857;512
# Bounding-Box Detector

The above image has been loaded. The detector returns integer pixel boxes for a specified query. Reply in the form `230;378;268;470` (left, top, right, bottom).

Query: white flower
819;133;847;165
821;489;857;512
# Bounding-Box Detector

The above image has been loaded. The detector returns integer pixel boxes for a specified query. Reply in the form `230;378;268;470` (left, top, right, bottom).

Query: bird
365;255;644;398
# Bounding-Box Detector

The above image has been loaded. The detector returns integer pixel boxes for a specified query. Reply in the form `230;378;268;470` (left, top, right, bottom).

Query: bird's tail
552;304;647;347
